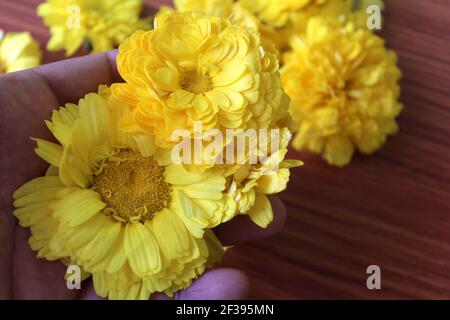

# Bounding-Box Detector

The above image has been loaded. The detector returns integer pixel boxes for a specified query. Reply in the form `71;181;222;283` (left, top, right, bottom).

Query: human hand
0;51;287;300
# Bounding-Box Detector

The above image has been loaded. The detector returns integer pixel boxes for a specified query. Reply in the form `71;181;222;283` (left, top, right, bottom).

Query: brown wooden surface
1;0;449;299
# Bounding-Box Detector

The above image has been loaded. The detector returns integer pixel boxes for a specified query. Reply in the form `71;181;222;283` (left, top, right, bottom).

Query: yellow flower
168;0;284;58
0;30;41;74
282;18;402;166
113;11;291;148
239;0;328;29
37;0;150;56
237;0;383;52
12;88;226;299
173;0;234;18
287;0;385;33
285;0;352;31
227;128;302;227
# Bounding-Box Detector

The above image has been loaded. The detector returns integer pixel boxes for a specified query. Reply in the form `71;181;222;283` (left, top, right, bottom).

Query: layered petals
114;10;292;155
282;17;402;166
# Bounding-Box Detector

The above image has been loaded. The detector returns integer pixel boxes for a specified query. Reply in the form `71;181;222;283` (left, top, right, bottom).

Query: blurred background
1;0;449;299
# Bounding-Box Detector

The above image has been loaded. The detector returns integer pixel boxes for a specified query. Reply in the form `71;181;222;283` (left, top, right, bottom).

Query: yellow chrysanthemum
168;0;285;58
239;0;329;29
13;88;227;300
237;0;384;52
282;18;402;166
226;128;302;227
288;0;385;32
113;10;291;148
37;0;150;56
173;0;234;18
0;30;42;74
286;0;352;30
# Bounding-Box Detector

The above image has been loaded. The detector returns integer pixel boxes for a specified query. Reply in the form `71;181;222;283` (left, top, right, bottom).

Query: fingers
214;196;287;246
176;268;249;300
82;268;249;300
80;279;103;300
152;268;249;300
29;50;120;104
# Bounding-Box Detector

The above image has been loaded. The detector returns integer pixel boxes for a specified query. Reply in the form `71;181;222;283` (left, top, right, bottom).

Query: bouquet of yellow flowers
13;10;301;300
9;0;404;301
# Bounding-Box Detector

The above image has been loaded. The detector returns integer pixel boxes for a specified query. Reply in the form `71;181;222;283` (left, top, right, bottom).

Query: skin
0;51;287;300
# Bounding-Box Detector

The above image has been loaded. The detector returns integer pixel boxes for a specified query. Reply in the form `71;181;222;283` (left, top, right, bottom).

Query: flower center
180;70;213;94
92;150;171;223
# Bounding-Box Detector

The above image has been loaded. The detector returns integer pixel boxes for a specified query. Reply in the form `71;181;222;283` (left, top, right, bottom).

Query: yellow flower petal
180;174;225;200
148;209;191;260
105;229;128;273
33;138;63;167
59;214;109;252
247;193;273;228
77;219;121;266
55;190;105;227
78;93;111;146
13;176;62;199
255;168;290;194
324;135;355;167
13;186;63;208
124;223;161;277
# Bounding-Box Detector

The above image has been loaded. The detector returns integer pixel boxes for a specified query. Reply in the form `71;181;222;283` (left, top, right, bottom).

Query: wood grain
1;0;449;299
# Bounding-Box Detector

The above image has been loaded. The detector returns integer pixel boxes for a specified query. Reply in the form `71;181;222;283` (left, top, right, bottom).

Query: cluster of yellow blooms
0;0;152;74
172;0;402;166
8;0;403;300
13;11;301;299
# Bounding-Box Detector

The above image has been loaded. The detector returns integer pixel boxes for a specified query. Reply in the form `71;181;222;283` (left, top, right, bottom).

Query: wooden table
1;0;449;299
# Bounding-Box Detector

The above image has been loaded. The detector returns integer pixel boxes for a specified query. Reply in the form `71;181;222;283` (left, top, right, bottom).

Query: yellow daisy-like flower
282;18;402;166
37;0;150;56
0;30;42;74
13;88;226;299
113;10;291;148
